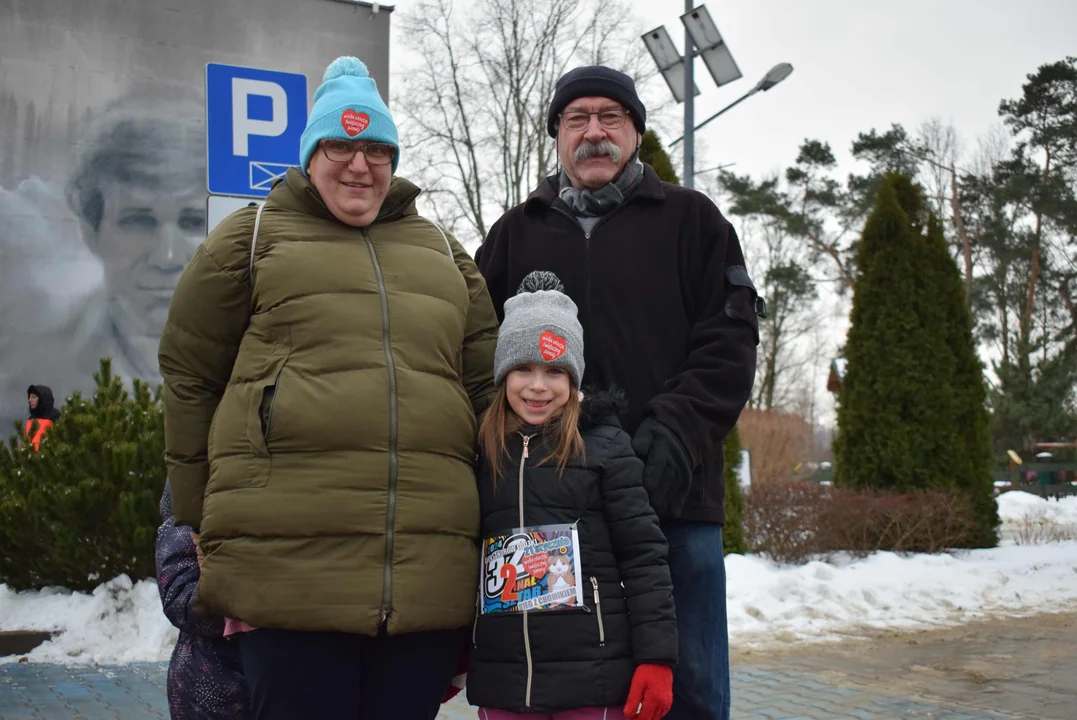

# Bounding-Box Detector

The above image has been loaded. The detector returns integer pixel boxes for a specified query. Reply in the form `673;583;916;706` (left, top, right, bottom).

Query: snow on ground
2;492;1076;664
727;540;1077;647
0;575;177;665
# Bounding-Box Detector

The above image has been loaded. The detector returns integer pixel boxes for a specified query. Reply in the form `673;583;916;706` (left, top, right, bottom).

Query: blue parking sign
206;63;308;197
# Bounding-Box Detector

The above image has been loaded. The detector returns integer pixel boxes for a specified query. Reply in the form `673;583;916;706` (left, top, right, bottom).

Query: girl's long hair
478;384;586;482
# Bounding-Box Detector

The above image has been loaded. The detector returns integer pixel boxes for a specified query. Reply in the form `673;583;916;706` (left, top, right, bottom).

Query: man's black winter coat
476;166;759;523
466;392;677;714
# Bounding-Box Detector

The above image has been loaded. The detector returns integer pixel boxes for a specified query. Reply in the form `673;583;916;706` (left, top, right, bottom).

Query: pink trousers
478;708;626;720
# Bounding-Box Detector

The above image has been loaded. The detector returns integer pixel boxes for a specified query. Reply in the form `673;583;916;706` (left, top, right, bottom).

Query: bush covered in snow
0;359;165;591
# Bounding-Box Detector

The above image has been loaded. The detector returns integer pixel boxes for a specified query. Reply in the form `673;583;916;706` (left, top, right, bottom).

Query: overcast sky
389;0;1076;181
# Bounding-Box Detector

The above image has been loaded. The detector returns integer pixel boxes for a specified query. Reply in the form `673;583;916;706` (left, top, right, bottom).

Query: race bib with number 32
480;523;584;613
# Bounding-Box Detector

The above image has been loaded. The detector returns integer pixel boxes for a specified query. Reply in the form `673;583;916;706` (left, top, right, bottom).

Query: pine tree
835;174;998;547
722;425;748;555
637;130;680;185
0;359;166;591
923;215;999;546
834;175;959;490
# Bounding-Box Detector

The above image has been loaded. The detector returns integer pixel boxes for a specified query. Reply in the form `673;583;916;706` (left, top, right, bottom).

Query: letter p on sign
207;63;307;197
231;78;288;157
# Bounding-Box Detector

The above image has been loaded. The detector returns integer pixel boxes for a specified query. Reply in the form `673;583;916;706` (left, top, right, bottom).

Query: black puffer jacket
467;391;677;714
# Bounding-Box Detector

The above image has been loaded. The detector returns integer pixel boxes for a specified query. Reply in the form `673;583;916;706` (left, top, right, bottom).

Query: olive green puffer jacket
159;168;498;635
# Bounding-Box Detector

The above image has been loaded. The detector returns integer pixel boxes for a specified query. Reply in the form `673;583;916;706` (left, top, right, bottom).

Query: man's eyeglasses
559;108;630;132
320;139;396;166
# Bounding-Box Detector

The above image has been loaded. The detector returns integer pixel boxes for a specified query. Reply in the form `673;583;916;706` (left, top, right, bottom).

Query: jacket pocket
259;380;280;445
247;367;283;457
245;359;286;487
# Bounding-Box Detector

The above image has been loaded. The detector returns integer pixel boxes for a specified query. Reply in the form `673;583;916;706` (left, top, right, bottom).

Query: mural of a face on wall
66;93;207;374
0;90;207;432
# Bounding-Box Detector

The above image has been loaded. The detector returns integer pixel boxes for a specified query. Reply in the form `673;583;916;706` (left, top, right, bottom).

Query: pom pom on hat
323;56;370;82
517;271;565;294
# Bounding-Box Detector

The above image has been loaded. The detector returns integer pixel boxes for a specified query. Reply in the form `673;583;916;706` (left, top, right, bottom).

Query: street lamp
643;4;794;185
643;3;741;189
670;63;794;147
755;62;794;92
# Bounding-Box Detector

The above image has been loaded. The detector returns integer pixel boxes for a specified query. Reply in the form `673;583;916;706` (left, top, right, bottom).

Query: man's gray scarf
558;151;644;232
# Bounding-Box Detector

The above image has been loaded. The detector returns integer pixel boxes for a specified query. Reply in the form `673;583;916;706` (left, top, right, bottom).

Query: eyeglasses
559;108;630;132
320;139;396;166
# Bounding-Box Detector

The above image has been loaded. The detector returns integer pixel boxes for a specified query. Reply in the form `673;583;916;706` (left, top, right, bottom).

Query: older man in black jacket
476;65;760;720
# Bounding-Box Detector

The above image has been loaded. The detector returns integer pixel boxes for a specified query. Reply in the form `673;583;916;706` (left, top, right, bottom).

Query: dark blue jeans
662;521;730;720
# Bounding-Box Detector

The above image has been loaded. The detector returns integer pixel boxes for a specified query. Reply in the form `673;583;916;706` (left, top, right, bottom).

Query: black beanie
546;66;646;138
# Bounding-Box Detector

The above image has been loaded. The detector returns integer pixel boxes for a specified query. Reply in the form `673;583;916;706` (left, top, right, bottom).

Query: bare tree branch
397;0;646;247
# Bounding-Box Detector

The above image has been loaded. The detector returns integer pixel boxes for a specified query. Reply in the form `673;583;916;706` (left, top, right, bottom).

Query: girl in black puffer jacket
467;272;677;720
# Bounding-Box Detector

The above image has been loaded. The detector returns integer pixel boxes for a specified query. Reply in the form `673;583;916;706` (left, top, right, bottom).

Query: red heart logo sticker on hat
539;331;566;361
341;110;370;136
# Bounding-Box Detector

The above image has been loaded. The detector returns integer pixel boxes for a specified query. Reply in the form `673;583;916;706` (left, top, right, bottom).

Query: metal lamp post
643;4;793;185
683;0;695;192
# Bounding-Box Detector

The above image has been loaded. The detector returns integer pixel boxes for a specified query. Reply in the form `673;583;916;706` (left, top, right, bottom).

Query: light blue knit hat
299;56;399;173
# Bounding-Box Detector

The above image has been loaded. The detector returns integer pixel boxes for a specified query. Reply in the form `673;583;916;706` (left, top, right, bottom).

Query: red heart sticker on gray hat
341;110;370;136
539;331;566;361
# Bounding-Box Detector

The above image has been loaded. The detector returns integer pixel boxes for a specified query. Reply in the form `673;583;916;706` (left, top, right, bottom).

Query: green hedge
0;360;165;591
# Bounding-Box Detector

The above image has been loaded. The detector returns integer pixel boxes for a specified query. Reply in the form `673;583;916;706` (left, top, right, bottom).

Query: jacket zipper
519;433;534;707
699;457;707;502
551;206;594;350
518;434;531;526
590;576;606;646
551;204;626;380
364;230;400;626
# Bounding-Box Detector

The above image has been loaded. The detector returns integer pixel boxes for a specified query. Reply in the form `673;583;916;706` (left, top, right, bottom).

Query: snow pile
997;490;1077;543
0;575;177;664
997;490;1077;524
726;540;1077;646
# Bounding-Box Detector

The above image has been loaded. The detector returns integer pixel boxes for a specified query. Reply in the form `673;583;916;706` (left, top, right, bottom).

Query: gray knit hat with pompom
493;271;585;387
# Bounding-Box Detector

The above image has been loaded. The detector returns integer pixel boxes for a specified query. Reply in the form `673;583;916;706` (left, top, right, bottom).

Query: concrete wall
0;0;392;432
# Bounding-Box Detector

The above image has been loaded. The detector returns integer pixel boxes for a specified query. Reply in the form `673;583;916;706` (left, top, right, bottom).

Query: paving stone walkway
0;660;1026;719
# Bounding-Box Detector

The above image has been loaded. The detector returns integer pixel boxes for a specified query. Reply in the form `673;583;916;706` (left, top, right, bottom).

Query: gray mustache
574;140;622;164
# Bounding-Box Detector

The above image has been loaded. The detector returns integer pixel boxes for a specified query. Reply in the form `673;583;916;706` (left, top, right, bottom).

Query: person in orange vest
25;384;61;451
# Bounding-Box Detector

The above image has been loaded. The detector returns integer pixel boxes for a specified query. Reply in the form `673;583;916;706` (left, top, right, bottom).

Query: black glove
631;417;694;518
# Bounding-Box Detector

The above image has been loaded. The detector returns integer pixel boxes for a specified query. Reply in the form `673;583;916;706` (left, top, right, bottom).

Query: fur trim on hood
579;387;627;431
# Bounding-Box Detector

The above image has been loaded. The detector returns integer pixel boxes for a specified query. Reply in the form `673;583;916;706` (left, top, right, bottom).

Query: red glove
623;663;673;720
